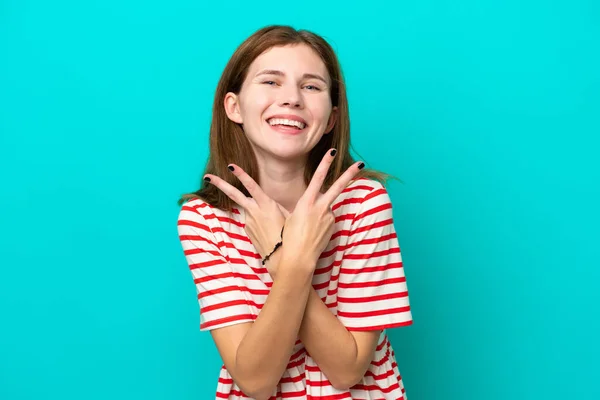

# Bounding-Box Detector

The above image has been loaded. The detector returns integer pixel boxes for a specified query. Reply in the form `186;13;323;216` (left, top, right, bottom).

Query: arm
178;204;313;400
210;249;313;400
267;251;379;390
293;182;413;389
299;288;381;389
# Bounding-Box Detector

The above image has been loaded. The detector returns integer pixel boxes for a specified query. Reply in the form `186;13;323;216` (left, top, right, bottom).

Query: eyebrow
255;69;328;85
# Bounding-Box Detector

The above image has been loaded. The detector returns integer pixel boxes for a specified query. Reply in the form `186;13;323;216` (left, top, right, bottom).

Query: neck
254;153;307;214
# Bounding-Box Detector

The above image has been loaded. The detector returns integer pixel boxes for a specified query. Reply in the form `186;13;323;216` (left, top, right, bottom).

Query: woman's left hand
203;165;289;278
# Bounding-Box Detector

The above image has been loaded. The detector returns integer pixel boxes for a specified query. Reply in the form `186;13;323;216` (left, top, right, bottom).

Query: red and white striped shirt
177;178;413;399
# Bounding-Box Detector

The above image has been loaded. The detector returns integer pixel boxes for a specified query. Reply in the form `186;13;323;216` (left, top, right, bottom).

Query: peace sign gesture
284;149;365;265
203;165;289;271
203;148;364;276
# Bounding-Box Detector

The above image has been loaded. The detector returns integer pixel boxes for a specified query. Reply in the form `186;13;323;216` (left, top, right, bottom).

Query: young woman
177;25;413;400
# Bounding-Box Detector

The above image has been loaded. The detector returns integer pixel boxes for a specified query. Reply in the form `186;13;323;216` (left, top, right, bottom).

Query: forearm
235;251;313;397
263;252;370;390
298;288;364;388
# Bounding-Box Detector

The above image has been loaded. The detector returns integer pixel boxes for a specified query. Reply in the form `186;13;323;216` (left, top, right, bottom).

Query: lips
266;114;308;129
265;120;306;135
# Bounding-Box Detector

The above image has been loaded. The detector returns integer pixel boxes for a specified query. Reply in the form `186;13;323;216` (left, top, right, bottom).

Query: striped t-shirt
177;178;413;399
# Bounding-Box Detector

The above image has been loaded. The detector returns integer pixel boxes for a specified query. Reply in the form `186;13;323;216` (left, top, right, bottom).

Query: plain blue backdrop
1;1;599;399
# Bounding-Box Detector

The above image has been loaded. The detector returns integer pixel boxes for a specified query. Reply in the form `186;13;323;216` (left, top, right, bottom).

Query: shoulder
337;178;392;207
177;197;226;231
331;178;393;224
178;197;210;222
177;197;243;238
178;196;239;219
177;198;211;239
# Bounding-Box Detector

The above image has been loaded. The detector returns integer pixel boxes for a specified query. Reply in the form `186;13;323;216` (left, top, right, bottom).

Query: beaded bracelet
262;226;285;265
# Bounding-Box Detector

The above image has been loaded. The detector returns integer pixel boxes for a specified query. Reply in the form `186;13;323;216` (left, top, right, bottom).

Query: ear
224;92;243;124
324;106;338;134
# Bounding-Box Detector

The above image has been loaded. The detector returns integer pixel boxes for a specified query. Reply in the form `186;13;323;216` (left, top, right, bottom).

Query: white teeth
267;118;306;129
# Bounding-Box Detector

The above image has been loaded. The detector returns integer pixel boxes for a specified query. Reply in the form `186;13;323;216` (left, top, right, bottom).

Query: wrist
279;246;317;274
264;251;282;280
261;225;285;266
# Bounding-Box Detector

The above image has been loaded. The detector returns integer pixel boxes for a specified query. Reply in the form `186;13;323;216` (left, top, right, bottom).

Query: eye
263;80;277;86
304;84;321;91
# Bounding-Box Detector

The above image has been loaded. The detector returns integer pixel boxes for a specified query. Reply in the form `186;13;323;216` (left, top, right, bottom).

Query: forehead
248;44;329;81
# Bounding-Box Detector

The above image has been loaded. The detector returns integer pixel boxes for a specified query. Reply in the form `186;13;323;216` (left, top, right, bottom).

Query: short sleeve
337;183;413;331
177;201;255;331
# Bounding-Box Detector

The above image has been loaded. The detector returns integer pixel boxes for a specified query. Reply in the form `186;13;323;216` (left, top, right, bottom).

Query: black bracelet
262;226;285;265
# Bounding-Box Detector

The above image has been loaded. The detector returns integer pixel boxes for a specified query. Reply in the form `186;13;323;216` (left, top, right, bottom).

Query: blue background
1;1;598;399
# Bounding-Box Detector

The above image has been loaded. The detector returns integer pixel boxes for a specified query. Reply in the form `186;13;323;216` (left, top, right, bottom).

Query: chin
262;143;309;161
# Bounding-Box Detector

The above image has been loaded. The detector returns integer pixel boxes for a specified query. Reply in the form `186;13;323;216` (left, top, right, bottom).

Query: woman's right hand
281;149;365;269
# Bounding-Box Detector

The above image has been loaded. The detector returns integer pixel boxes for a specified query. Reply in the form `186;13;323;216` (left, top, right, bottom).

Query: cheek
311;99;333;122
241;90;274;120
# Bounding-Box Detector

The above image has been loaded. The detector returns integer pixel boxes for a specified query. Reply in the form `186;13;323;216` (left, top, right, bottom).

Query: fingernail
358;162;365;169
204;176;211;182
228;165;234;172
330;149;337;157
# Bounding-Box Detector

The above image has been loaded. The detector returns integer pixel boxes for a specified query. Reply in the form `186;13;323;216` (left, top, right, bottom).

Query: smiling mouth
266;117;307;130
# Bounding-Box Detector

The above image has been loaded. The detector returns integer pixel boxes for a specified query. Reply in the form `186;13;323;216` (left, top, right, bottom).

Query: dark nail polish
330;149;337;157
204;176;211;182
228;165;234;171
358;162;365;169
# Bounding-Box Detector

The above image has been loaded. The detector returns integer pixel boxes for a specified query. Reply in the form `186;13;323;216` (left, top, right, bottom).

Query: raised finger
227;164;270;205
320;161;365;206
303;148;337;202
203;173;252;209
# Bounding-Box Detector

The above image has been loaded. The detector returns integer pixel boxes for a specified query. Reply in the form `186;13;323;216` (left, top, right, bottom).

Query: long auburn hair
178;25;397;211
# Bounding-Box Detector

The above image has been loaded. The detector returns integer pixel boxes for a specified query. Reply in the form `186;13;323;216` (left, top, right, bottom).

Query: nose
278;85;303;108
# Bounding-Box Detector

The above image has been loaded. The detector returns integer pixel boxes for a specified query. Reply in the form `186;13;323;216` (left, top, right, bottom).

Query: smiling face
224;44;338;162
